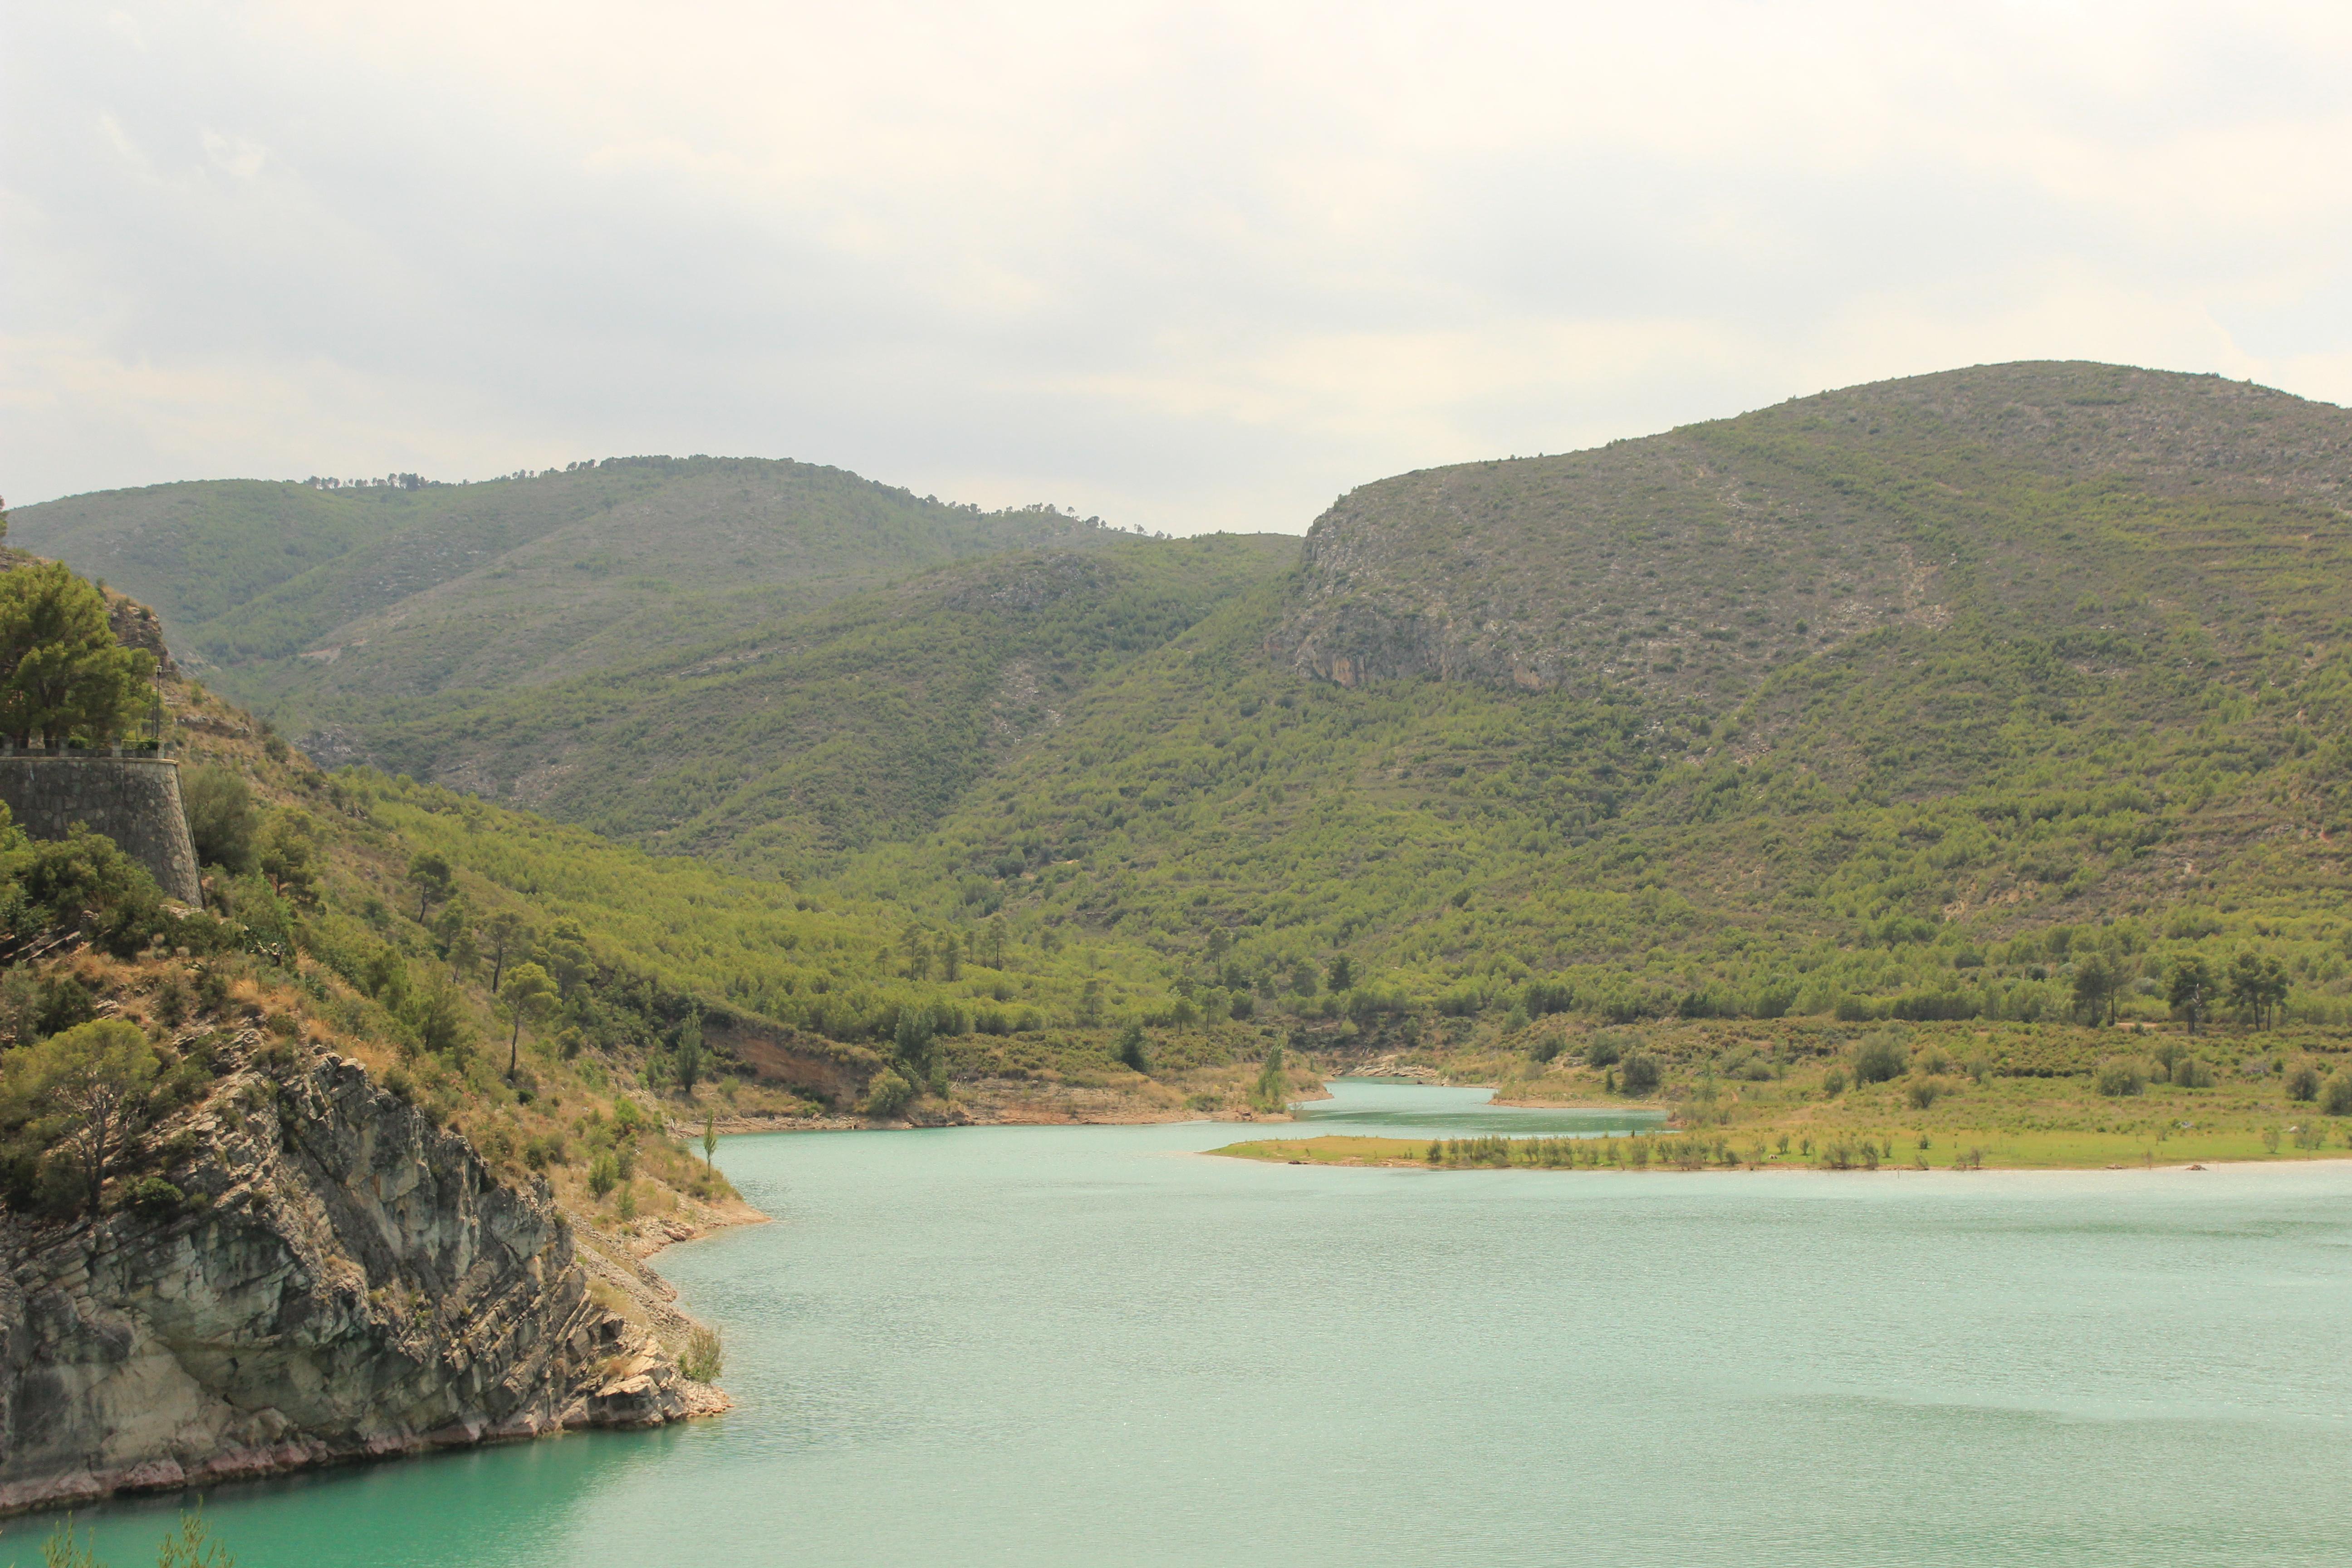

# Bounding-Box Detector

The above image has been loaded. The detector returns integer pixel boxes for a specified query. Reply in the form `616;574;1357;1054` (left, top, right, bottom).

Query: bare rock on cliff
0;1050;720;1514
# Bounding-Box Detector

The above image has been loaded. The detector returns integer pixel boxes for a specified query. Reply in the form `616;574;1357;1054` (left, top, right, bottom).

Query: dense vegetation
11;458;1149;755
342;533;1297;876
10;361;2352;1160
838;365;2352;1040
0;561;157;748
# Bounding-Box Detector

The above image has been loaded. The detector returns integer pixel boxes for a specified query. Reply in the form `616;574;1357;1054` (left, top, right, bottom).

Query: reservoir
52;1081;2352;1566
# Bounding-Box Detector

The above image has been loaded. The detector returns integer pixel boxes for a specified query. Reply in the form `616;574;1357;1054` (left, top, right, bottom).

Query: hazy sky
7;2;2351;533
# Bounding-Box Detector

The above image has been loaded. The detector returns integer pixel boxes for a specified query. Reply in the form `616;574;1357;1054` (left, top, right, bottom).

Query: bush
1853;1030;1907;1085
1821;1067;1847;1097
2095;1059;2147;1098
1584;1031;1624;1068
2285;1060;2321;1102
1522;979;1575;1016
680;1324;724;1383
1617;1052;1661;1096
181;766;260;874
11;824;168;954
2320;1072;2352;1117
1528;1035;1560;1064
1905;1077;1944;1111
124;1175;185;1215
863;1067;914;1118
586;1152;620;1198
1891;990;1980;1022
2171;1055;2214;1089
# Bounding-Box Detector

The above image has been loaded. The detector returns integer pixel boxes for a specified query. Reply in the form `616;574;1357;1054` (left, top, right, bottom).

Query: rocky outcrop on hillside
1269;362;2352;706
0;1048;723;1516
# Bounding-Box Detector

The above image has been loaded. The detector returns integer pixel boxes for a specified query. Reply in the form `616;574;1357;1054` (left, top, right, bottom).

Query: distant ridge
12;456;1134;742
1274;362;2352;708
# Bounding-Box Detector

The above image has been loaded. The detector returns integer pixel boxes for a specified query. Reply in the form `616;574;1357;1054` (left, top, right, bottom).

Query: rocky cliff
0;1041;722;1515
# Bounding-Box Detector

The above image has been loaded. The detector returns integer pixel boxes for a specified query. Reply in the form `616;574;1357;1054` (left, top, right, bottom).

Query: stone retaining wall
0;756;202;903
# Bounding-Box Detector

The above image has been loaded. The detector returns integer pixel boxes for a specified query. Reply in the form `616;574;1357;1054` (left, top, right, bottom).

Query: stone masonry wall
0;757;202;904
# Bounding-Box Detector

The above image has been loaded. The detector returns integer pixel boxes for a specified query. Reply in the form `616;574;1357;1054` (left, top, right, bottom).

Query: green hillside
837;363;2352;1029
28;362;2352;1049
11;458;1137;757
343;533;1298;878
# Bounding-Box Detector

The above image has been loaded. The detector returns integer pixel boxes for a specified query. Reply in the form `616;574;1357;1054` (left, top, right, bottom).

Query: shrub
2095;1059;2146;1098
1853;1031;1907;1085
681;1324;724;1382
13;825;168;955
2284;1060;2321;1102
1822;1068;1847;1096
182;766;260;874
1522;979;1574;1016
1584;1031;1624;1068
124;1175;185;1216
2171;1056;2214;1089
863;1067;914;1118
1617;1052;1661;1096
1905;1077;1944;1111
2320;1072;2352;1117
1528;1035;1560;1064
586;1152;620;1198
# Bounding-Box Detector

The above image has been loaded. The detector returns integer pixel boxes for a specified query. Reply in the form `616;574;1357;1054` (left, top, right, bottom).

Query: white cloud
5;0;2351;532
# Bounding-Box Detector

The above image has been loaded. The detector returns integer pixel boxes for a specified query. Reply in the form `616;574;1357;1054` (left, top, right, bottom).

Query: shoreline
1210;1132;2352;1175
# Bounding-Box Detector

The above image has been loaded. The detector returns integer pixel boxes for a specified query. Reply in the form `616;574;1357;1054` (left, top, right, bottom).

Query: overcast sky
6;2;2351;534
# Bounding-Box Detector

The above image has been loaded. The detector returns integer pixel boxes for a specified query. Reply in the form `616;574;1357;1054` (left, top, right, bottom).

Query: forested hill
11;457;1138;751
341;533;1300;880
22;363;2352;1036
845;362;2352;1030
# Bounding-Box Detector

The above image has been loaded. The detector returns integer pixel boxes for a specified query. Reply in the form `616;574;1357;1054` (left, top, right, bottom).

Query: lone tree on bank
673;1005;705;1097
1116;1020;1151;1074
0;562;156;749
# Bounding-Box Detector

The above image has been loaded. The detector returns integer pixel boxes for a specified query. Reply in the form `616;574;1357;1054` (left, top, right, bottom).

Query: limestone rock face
0;1054;721;1514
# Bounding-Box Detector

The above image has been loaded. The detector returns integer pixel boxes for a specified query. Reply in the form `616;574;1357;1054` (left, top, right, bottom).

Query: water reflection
1293;1076;1669;1138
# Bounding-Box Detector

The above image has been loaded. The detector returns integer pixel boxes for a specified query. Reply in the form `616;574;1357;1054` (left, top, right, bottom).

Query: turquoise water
47;1081;2352;1566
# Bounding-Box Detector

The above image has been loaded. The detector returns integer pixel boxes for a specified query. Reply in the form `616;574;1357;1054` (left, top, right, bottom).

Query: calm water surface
52;1081;2352;1566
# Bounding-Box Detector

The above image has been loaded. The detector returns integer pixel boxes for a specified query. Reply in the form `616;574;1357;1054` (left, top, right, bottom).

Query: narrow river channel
51;1081;2352;1566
